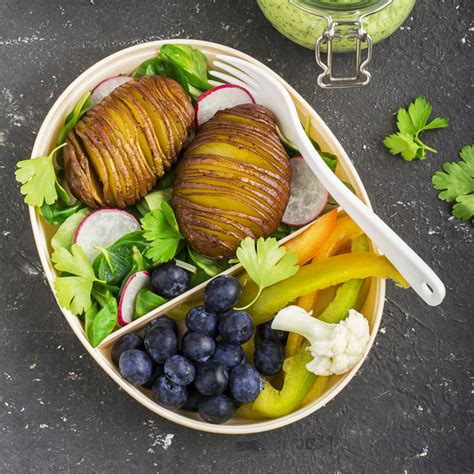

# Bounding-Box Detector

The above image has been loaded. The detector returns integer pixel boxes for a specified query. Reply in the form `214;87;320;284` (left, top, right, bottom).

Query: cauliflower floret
272;306;371;376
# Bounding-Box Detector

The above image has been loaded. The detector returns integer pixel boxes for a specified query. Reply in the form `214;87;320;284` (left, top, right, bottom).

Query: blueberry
152;375;188;408
203;275;241;313
257;318;288;344
164;355;196;386
185;306;219;337
111;333;144;366
198;394;235;424
144;315;178;336
218;310;254;344
150;262;191;299
229;363;263;403
254;341;284;376
182;384;207;413
212;341;245;369
145;326;178;364
142;364;164;390
194;360;229;396
182;332;216;363
118;349;154;386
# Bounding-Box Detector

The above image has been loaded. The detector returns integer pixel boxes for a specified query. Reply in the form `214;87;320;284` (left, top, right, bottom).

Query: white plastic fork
210;55;446;307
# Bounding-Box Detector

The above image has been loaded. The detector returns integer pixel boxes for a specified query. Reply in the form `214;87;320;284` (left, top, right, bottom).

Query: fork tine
208;79;225;87
215;55;262;78
212;60;259;88
208;70;256;93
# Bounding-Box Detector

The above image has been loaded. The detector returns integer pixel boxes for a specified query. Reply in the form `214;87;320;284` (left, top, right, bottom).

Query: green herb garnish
52;244;103;315
141;201;183;264
15;144;67;208
57;91;92;145
432;145;474;221
85;298;118;347
234;237;299;310
384;97;448;161
134;288;166;319
133;44;212;99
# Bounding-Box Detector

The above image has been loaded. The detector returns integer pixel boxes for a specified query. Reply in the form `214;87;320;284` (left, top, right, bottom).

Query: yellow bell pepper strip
235;403;268;420
242;335;256;363
299;213;362;322
251;346;317;418
312;286;338;315
283;209;337;265
302;375;329;406
244;252;408;326
318;235;369;324
354;278;371;312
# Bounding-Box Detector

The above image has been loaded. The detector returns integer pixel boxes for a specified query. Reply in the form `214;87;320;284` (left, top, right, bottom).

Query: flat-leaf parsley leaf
52;244;101;315
141;201;183;264
234;237;299;310
432;145;474;222
15;144;67;207
384;97;448;161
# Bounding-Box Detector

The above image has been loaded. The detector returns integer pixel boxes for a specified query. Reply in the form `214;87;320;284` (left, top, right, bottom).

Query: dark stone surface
0;0;472;472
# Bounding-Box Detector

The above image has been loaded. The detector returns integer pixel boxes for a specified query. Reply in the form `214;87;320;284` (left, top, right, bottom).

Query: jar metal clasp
315;19;372;89
289;0;392;89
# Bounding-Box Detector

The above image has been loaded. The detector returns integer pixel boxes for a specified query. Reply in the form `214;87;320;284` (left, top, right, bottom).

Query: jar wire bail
288;0;393;89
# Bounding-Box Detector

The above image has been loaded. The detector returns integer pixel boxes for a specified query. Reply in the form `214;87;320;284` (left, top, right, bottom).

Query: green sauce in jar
257;0;416;52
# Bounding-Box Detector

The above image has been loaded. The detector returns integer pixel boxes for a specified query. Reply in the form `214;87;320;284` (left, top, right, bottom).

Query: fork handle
295;135;446;306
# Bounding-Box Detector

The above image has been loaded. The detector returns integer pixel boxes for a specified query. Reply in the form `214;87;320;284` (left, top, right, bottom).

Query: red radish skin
118;271;150;326
194;84;255;127
282;156;329;227
91;76;133;105
74;208;141;262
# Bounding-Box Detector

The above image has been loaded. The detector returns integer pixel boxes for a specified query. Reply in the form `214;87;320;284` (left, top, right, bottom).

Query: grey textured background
0;1;472;472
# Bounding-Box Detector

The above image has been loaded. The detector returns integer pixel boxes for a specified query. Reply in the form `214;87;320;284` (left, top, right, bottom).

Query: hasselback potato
172;104;291;258
64;76;194;208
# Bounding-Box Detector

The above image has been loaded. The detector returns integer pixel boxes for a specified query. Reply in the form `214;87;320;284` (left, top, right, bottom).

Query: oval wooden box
29;40;385;434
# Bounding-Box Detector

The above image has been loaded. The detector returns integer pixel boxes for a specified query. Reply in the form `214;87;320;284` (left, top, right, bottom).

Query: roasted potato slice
63;131;103;208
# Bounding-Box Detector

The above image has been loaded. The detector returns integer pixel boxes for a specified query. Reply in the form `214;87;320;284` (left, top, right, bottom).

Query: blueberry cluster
112;275;271;425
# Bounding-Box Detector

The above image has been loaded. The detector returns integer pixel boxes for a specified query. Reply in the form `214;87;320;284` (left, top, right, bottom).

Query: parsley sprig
234;237;299;310
15;144;67;207
384;97;448;161
141;201;183;264
432;145;474;221
52;244;104;315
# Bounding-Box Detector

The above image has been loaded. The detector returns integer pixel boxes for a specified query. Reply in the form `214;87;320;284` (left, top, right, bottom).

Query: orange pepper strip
315;215;363;261
283;209;337;266
309;215;363;315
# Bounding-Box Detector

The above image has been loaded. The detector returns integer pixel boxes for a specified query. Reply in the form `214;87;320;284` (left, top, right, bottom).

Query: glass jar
257;0;416;88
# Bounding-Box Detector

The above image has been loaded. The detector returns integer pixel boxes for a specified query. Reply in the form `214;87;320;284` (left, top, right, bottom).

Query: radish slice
91;76;133;105
195;84;255;127
118;271;150;326
74;209;141;262
282;157;329;226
